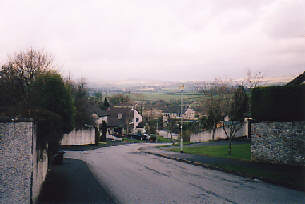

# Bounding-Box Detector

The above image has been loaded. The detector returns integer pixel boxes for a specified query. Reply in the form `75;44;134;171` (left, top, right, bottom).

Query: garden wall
61;128;95;145
190;122;248;142
157;130;179;140
251;121;305;166
0;119;48;204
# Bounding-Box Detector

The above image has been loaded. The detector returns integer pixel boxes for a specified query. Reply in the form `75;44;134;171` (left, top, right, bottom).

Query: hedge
251;84;305;121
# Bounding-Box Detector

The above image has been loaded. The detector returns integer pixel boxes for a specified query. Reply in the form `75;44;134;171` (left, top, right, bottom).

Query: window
136;118;139;122
118;113;122;119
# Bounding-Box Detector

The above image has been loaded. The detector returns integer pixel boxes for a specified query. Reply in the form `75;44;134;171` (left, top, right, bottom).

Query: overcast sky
0;0;304;82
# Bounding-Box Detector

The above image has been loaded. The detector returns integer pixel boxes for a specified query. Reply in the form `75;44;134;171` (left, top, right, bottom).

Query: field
126;92;205;103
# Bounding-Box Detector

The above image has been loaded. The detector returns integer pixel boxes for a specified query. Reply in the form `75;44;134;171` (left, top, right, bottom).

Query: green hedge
251;85;305;121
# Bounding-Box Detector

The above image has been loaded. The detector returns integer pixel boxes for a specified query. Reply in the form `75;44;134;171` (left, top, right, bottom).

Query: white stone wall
61;128;95;145
157;130;179;140
0;120;47;204
190;123;248;142
32;145;48;203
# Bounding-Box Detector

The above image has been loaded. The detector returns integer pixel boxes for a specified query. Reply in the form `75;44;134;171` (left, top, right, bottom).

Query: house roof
286;71;305;87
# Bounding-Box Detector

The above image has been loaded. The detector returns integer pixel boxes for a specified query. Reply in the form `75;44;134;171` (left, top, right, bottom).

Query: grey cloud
262;0;305;39
0;0;304;82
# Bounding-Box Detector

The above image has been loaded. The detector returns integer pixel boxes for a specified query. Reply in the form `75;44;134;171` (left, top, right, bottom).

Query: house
132;108;143;131
183;108;197;120
162;113;179;127
95;106;143;137
107;107;133;136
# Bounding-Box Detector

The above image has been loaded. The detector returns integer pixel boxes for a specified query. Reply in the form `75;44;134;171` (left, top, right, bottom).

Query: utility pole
180;84;184;153
156;120;158;143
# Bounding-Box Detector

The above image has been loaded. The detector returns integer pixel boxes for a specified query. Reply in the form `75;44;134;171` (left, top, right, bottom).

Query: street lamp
179;84;184;153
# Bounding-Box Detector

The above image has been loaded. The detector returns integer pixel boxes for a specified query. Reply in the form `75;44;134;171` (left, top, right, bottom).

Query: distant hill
87;75;297;91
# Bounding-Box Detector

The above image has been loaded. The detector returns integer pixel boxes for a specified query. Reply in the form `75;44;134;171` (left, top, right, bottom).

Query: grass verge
122;138;144;143
169;143;251;161
156;136;173;143
167;143;304;191
211;162;305;191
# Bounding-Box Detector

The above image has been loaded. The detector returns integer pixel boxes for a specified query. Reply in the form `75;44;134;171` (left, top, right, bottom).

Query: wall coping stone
0;117;33;122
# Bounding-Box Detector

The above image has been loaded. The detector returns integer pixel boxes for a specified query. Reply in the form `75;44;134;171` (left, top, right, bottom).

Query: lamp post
180;84;184;153
156;120;158;143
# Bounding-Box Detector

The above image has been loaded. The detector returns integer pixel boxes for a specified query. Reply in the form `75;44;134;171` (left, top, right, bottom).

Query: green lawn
211;162;304;191
168;144;305;191
156;136;173;143
122;138;144;143
126;92;206;103
170;143;251;161
172;141;193;146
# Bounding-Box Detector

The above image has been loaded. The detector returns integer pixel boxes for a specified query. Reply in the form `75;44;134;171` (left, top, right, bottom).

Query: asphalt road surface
65;143;305;204
38;158;117;204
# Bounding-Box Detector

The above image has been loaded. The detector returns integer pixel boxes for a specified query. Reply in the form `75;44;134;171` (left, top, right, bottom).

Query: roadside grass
122;138;144;143
172;141;193;147
167;143;305;191
169;143;251;161
156;136;172;143
212;163;304;191
156;141;194;148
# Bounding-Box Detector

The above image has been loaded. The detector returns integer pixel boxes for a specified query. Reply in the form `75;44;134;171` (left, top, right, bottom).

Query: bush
30;72;75;154
251;85;305;121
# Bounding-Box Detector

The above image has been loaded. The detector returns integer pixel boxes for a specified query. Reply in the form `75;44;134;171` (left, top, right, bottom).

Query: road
38;158;117;204
65;143;305;204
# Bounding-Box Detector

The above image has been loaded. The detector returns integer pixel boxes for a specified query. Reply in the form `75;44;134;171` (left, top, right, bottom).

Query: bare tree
166;116;179;144
205;80;248;154
0;48;54;115
222;86;248;155
243;70;263;88
205;80;231;140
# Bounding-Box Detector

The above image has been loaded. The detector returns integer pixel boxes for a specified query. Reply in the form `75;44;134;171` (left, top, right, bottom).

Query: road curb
145;151;255;176
142;150;305;192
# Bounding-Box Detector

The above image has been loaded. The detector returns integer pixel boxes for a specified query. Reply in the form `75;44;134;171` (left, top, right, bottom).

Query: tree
0;48;54;115
99;97;110;110
103;97;110;109
243;70;263;88
69;80;94;129
165;117;179;144
30;72;75;153
100;121;107;142
145;118;157;135
222;86;248;155
205;82;230;140
109;94;131;106
0;49;75;155
205;80;249;155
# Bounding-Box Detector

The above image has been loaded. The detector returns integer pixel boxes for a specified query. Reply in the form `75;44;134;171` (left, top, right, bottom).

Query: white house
183;108;197;120
132;109;143;131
